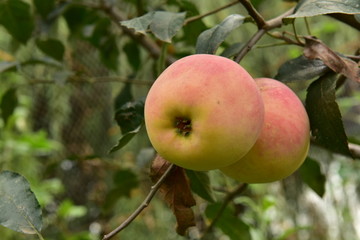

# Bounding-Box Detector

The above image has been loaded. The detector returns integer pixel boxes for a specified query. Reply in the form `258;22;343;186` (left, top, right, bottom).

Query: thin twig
237;0;266;28
102;164;176;240
234;28;266;63
184;0;240;25
291;21;305;45
304;17;312;35
234;7;295;63
25;76;152;86
266;31;305;47
201;183;248;239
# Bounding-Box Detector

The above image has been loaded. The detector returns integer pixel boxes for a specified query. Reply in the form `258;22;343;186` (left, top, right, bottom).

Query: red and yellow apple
144;54;264;171
220;78;310;183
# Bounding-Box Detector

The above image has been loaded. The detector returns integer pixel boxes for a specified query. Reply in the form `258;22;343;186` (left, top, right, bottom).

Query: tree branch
237;0;266;28
102;163;176;240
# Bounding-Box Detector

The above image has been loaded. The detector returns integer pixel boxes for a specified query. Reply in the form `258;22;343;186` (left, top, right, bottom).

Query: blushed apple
220;78;310;183
144;54;264;171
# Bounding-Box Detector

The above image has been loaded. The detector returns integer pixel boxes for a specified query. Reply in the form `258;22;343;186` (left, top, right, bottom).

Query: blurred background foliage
0;0;359;239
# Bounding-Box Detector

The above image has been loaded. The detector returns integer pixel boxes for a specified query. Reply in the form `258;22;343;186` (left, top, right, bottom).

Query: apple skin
220;78;310;183
144;54;264;171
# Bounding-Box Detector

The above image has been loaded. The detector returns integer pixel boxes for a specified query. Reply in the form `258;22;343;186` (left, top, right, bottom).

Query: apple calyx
175;117;192;137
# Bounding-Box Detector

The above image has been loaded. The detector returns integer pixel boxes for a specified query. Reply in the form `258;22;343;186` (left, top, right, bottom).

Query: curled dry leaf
150;155;196;235
303;36;360;82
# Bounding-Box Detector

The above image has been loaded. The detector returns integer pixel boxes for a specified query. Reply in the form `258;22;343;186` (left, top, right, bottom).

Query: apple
220;77;310;183
144;54;264;171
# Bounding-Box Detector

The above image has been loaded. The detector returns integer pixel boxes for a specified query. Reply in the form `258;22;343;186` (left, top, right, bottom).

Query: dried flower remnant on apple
175;117;192;137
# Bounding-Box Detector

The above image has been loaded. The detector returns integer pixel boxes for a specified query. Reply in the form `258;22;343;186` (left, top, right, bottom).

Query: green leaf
186;170;215;203
0;171;42;234
36;38;65;61
109;126;142;153
0;61;19;73
305;73;352;157
150;11;186;43
196;14;245;54
99;35;119;70
175;0;208;46
113;169;140;193
63;5;100;36
124;42;141;71
221;42;245;58
88;18;112;47
182;19;208;46
57;199;87;219
120;12;155;34
114;99;144;134
355;14;360;22
103;169;140;211
121;11;186;43
0;0;34;44
275;55;329;82
33;0;55;18
205;203;251;240
285;0;360;22
114;82;134;113
299;157;326;197
1;88;18;126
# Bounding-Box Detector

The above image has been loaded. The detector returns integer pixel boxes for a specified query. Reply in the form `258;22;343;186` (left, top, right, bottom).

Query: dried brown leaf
150;155;196;235
304;36;360;82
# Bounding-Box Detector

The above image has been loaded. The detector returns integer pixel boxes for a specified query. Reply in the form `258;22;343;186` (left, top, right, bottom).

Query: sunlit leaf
196;14;245;54
275;55;329;82
186;170;215;203
0;0;34;44
0;171;42;234
299;157;326;197
57;199;87;219
306;73;352;157
150;11;186;43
